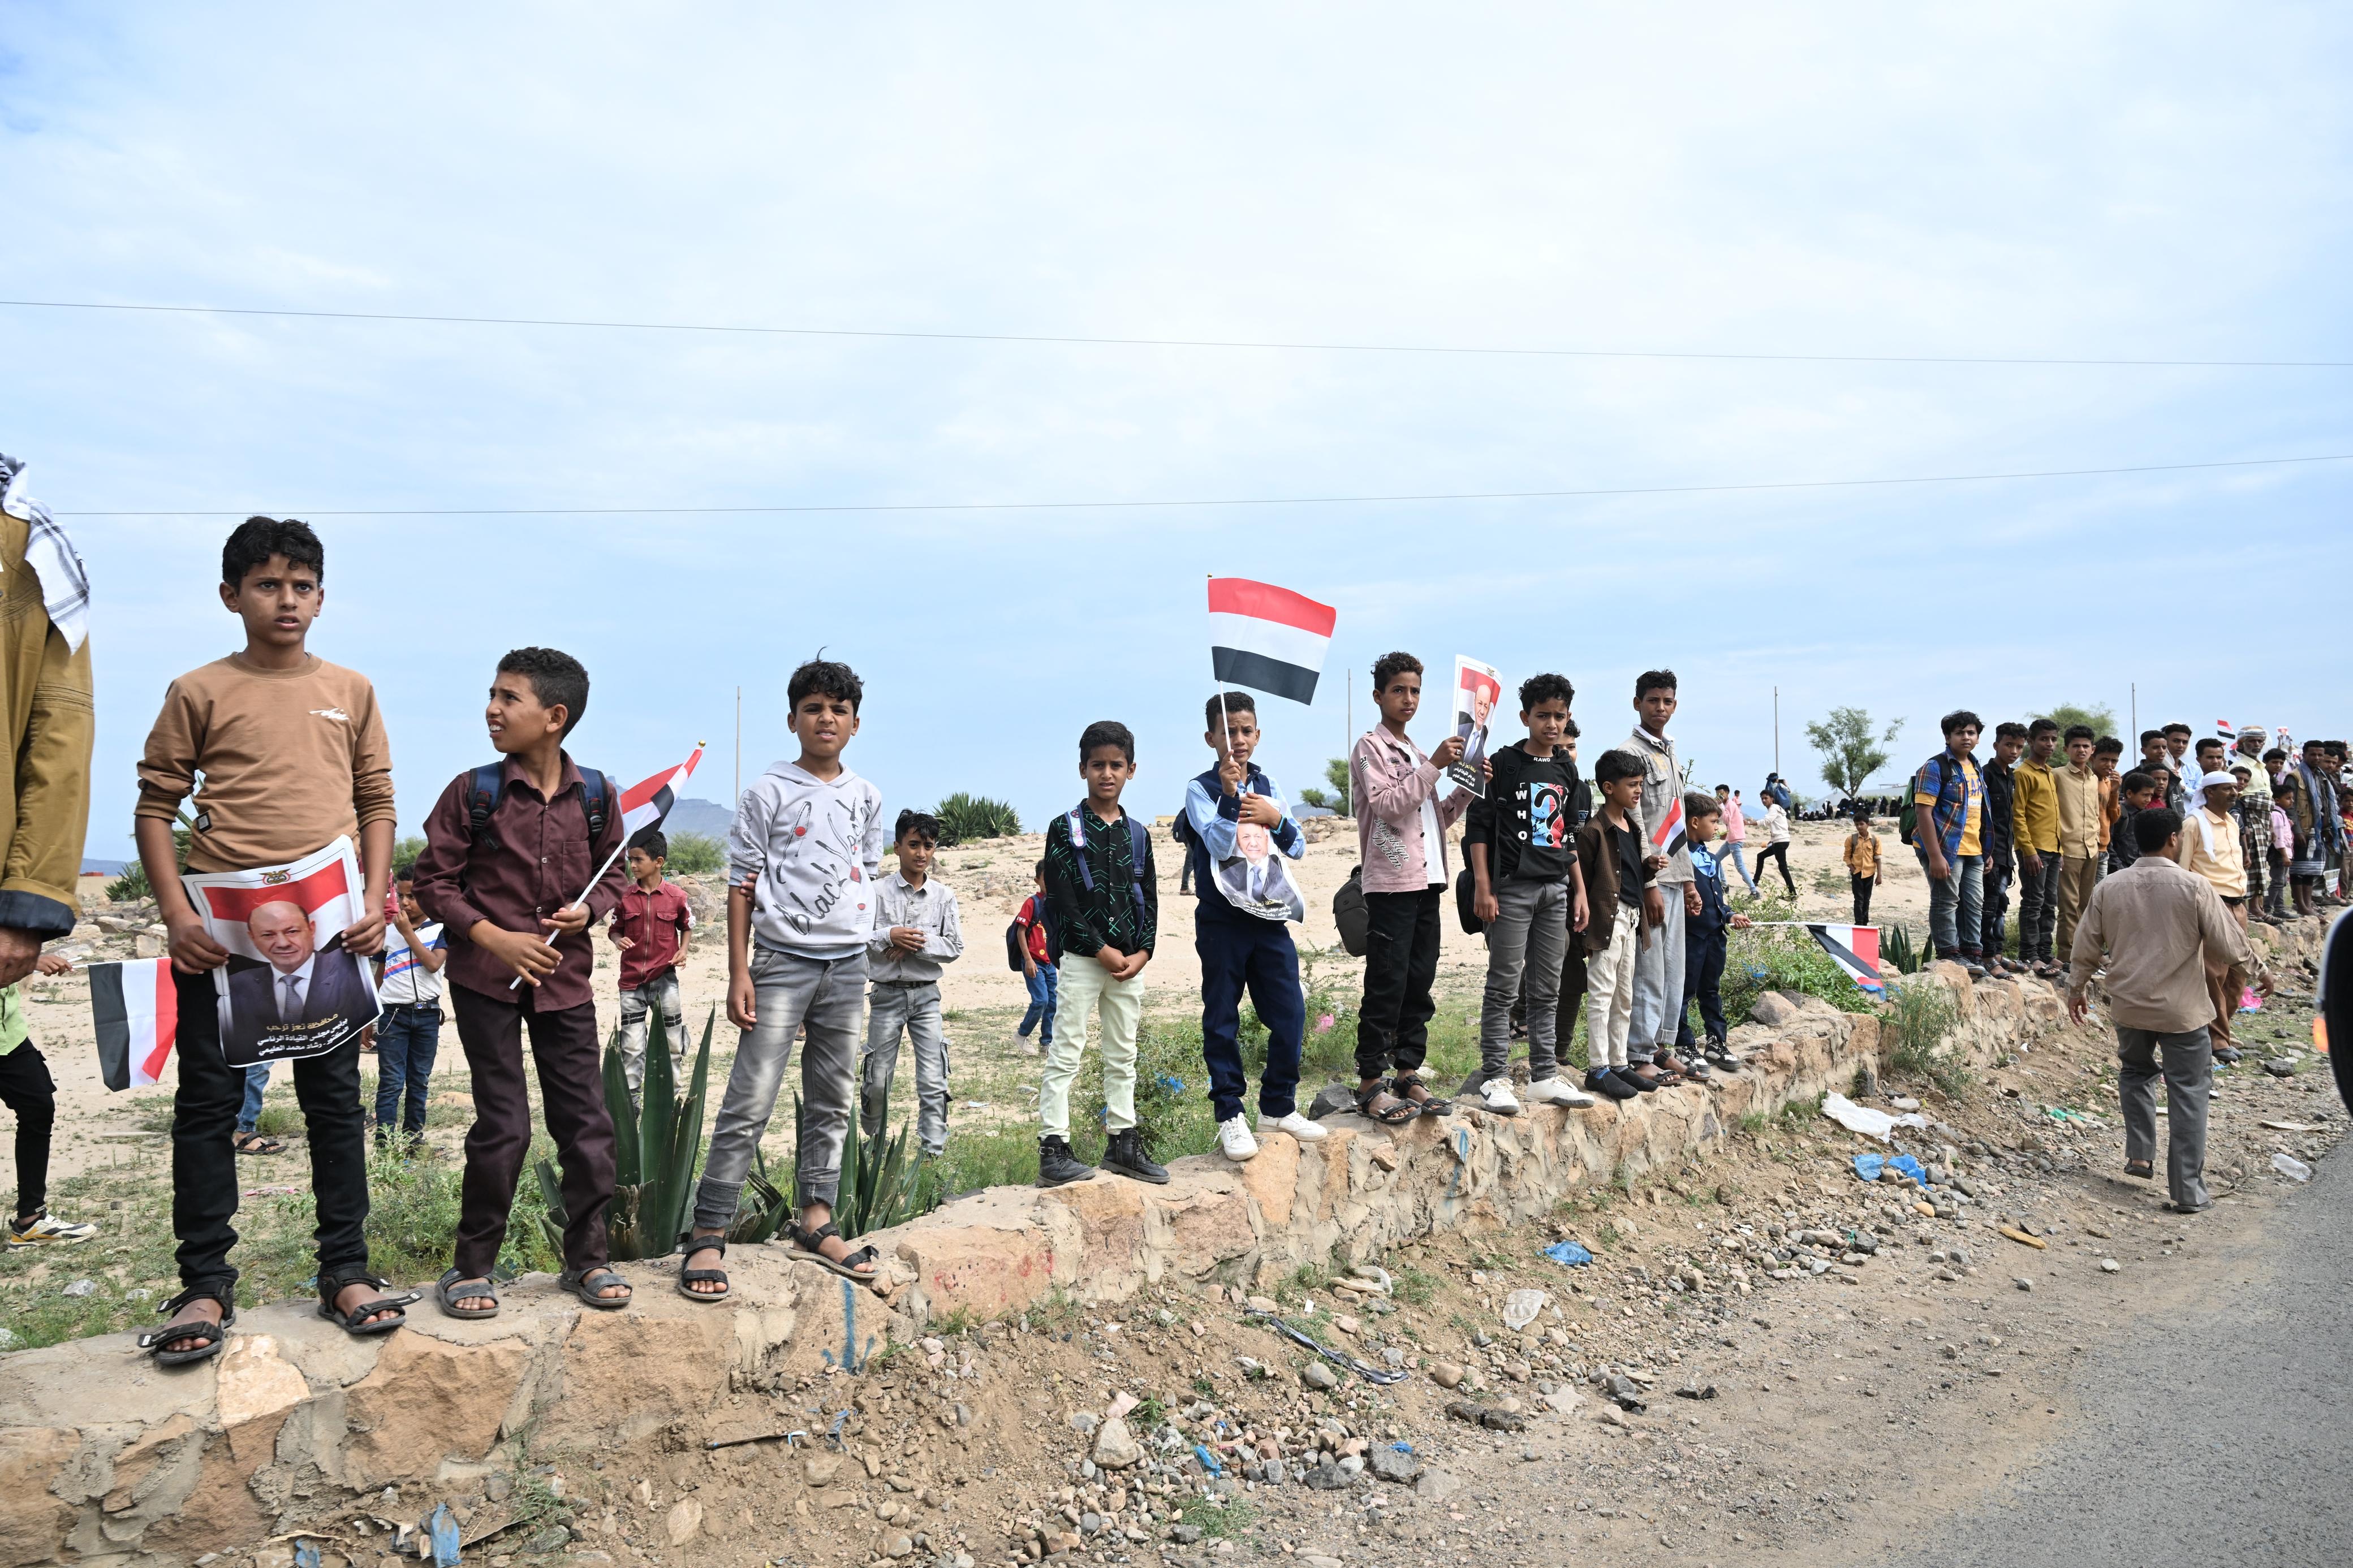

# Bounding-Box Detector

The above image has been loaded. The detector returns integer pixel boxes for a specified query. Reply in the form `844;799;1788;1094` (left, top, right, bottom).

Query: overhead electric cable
53;451;2353;519
3;297;2345;369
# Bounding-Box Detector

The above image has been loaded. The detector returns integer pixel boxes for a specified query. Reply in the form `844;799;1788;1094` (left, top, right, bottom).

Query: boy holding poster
413;648;633;1315
135;518;403;1363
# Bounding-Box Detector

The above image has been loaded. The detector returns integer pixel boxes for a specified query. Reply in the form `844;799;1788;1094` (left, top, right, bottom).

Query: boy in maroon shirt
412;648;630;1316
609;828;694;1103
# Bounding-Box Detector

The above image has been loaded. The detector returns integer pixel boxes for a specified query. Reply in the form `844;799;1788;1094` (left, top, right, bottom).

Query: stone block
0;1428;77;1568
541;1308;729;1451
1231;1131;1301;1228
343;1329;527;1483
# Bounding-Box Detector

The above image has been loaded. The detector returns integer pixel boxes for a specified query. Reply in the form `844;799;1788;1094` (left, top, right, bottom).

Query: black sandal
676;1236;732;1303
318;1270;414;1336
562;1266;634;1310
787;1220;881;1283
435;1268;499;1319
233;1133;286;1157
1389;1073;1454;1117
139;1286;235;1367
2124;1159;2154;1181
1352;1080;1420;1126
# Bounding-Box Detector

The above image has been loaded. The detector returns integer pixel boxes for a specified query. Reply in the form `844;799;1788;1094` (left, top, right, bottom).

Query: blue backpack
464;762;610;848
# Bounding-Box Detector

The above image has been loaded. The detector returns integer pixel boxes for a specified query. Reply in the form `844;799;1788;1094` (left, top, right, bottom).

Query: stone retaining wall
2;914;2324;1567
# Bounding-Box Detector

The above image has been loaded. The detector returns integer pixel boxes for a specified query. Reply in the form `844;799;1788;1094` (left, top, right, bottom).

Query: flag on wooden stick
1208;578;1335;705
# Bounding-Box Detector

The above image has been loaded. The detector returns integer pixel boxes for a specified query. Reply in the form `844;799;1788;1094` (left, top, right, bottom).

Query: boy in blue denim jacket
1677;792;1751;1064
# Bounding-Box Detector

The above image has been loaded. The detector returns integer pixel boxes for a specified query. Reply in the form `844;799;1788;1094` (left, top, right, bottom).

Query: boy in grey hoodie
680;659;889;1297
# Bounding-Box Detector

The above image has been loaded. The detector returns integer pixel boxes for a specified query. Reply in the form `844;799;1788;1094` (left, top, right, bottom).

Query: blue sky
5;3;2350;861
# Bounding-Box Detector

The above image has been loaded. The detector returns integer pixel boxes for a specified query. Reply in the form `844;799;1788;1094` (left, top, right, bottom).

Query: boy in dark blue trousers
1180;693;1328;1164
1677;791;1750;1065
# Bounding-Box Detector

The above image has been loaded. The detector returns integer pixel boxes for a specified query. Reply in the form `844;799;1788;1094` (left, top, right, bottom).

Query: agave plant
932;792;1022;845
1884;923;1923;975
536;1006;716;1261
757;1091;935;1242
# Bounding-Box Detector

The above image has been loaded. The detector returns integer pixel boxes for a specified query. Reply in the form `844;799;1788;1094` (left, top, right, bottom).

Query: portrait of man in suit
223;899;371;1060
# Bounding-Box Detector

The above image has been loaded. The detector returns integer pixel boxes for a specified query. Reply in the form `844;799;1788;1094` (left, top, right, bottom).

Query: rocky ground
198;973;2336;1568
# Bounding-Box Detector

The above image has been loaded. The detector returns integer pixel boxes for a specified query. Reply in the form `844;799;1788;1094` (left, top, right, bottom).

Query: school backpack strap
465;763;507;844
576;767;610;842
1066;806;1154;928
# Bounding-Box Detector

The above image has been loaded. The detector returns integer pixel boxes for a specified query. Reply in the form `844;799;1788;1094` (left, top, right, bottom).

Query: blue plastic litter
294;1543;322;1568
1852;1152;1926;1185
426;1502;461;1566
1160;1075;1187;1094
1193;1444;1223;1476
1543;1239;1594;1267
1390;1440;1415;1454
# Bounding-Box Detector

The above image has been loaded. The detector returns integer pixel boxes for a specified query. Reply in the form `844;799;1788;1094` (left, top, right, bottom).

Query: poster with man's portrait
1450;655;1502;791
1209;815;1306;924
182;837;379;1067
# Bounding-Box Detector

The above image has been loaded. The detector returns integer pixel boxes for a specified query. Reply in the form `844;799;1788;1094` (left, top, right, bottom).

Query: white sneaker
1259;1110;1329;1143
5;1210;97;1249
1524;1075;1596;1108
1479;1077;1522;1116
1218;1114;1261;1162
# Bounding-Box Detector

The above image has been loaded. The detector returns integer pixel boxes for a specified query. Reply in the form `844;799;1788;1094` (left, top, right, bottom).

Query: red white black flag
620;744;706;840
1649;792;1687;859
1805;923;1884;995
89;958;178;1090
1208;578;1336;705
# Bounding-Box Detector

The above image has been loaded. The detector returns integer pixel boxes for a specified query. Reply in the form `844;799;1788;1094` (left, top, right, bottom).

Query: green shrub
537;1009;716;1260
103;862;151;902
1884;924;1923;975
934;793;1023;845
1722;924;1878;1021
1884;979;1969;1096
390;835;428;880
664;831;726;875
1075;1012;1217;1164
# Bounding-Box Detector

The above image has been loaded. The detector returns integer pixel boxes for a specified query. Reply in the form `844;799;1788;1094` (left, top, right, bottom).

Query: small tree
2033;701;2118;738
1803;707;1905;799
1296;758;1352;815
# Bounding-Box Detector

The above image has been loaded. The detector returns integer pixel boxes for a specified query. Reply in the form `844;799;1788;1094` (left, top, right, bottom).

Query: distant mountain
664;797;736;839
81;857;128;876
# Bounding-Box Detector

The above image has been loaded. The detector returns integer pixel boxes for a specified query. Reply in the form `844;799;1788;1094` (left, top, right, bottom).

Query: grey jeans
616;970;684;1100
1477;878;1570;1081
861;980;950;1156
1627;887;1688;1058
2117;1025;2212;1210
693;945;867;1226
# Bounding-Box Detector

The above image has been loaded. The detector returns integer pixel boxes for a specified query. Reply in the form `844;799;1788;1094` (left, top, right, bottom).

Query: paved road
1885;1150;2353;1567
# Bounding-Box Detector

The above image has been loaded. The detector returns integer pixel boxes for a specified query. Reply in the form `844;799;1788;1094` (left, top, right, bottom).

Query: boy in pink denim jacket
1347;652;1476;1122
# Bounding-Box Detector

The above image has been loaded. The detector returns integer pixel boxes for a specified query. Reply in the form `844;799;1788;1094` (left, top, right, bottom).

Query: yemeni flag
1649;791;1687;859
620;743;706;839
1805;923;1884;996
1208;578;1336;705
2217;719;2237;738
89;958;178;1090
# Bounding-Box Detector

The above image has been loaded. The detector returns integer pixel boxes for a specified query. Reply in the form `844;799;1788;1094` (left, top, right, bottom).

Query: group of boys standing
31;513;2353;1360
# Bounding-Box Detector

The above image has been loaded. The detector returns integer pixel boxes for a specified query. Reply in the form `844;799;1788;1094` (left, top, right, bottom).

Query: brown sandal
1352;1081;1420;1125
1389;1072;1454;1116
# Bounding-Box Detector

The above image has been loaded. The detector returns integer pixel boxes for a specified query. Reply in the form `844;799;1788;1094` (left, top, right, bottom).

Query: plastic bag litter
1820;1092;1927;1143
1543;1239;1594;1267
2273;1152;2313;1183
1502;1289;1549;1331
1851;1152;1927;1186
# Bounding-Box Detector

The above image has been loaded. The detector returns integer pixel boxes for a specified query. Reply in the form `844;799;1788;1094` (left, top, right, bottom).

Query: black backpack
1332;866;1369;956
1455;865;1483;935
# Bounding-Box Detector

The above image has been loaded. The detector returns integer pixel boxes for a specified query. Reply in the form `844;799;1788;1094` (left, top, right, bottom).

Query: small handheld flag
1804;923;1884;995
89;958;178;1090
2216;719;2236;737
1208;578;1335;705
511;744;705;990
1649;792;1687;859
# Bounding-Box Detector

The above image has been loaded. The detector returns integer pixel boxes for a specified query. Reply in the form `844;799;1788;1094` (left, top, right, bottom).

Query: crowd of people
1;496;2345;1363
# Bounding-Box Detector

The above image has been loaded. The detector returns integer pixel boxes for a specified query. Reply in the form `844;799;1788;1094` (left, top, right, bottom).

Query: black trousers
1755;842;1794;895
0;1040;57;1218
1851;875;1874;926
1980;865;2012;959
2018;852;2062;961
1675;927;1727;1048
1356;887;1443;1080
172;971;371;1296
451;985;615;1278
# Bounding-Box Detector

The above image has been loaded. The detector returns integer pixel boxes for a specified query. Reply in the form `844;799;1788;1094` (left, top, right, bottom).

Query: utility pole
734;686;742;811
1773;685;1781;776
2130;683;2136;738
1345;668;1352;814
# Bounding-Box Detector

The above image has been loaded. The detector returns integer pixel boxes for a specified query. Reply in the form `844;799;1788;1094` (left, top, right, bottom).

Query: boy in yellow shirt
1843;806;1882;925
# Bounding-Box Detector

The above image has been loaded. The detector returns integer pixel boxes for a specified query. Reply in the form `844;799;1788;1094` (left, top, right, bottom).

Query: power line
5;296;2346;369
54;451;2353;519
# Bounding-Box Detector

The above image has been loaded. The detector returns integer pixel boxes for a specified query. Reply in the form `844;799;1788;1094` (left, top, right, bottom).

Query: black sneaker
1101;1128;1169;1185
1036;1135;1096;1187
1584;1068;1639;1102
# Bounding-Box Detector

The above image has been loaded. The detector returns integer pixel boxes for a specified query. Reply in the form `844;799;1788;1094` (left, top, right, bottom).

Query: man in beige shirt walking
2068;806;2262;1212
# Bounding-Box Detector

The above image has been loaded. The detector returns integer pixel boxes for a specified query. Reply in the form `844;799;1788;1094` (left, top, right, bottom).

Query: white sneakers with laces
1218;1114;1261;1162
5;1210;97;1249
1258;1110;1329;1143
1479;1077;1522;1115
1524;1075;1596;1108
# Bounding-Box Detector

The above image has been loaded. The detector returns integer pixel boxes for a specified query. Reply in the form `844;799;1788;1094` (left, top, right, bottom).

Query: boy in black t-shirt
1464;675;1593;1113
